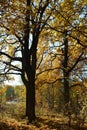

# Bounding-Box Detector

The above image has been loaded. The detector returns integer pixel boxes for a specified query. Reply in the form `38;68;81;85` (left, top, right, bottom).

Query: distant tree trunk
63;72;70;105
51;84;54;109
46;84;54;110
62;30;70;106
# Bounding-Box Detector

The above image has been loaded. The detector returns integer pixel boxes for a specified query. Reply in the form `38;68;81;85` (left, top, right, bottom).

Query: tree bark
62;30;70;105
26;81;35;123
21;54;36;122
63;73;70;105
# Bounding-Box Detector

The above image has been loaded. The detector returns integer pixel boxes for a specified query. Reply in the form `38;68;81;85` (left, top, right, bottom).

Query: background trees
42;0;87;106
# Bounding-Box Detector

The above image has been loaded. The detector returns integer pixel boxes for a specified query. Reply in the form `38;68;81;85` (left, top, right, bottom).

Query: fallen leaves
0;116;87;130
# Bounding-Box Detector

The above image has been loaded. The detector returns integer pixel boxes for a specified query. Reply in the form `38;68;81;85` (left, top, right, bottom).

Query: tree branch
0;51;22;62
68;52;84;73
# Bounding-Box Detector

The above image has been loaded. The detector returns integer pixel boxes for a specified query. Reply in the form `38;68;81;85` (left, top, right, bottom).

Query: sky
4;75;23;86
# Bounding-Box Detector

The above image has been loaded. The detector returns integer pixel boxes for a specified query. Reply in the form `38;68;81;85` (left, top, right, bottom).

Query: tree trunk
21;46;37;123
63;30;70;106
26;82;35;123
63;73;70;105
22;70;36;123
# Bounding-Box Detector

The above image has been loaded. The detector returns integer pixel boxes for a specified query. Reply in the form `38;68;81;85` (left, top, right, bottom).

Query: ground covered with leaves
0;116;87;130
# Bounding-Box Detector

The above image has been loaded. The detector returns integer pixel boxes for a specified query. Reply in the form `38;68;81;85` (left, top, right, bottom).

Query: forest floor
0;116;87;130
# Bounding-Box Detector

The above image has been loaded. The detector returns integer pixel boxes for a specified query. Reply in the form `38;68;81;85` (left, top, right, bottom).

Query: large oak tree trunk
22;61;36;123
26;81;35;123
21;44;37;123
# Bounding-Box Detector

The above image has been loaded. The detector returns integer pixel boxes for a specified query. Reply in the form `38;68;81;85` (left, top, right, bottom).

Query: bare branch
0;51;22;62
36;67;60;77
68;52;84;73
